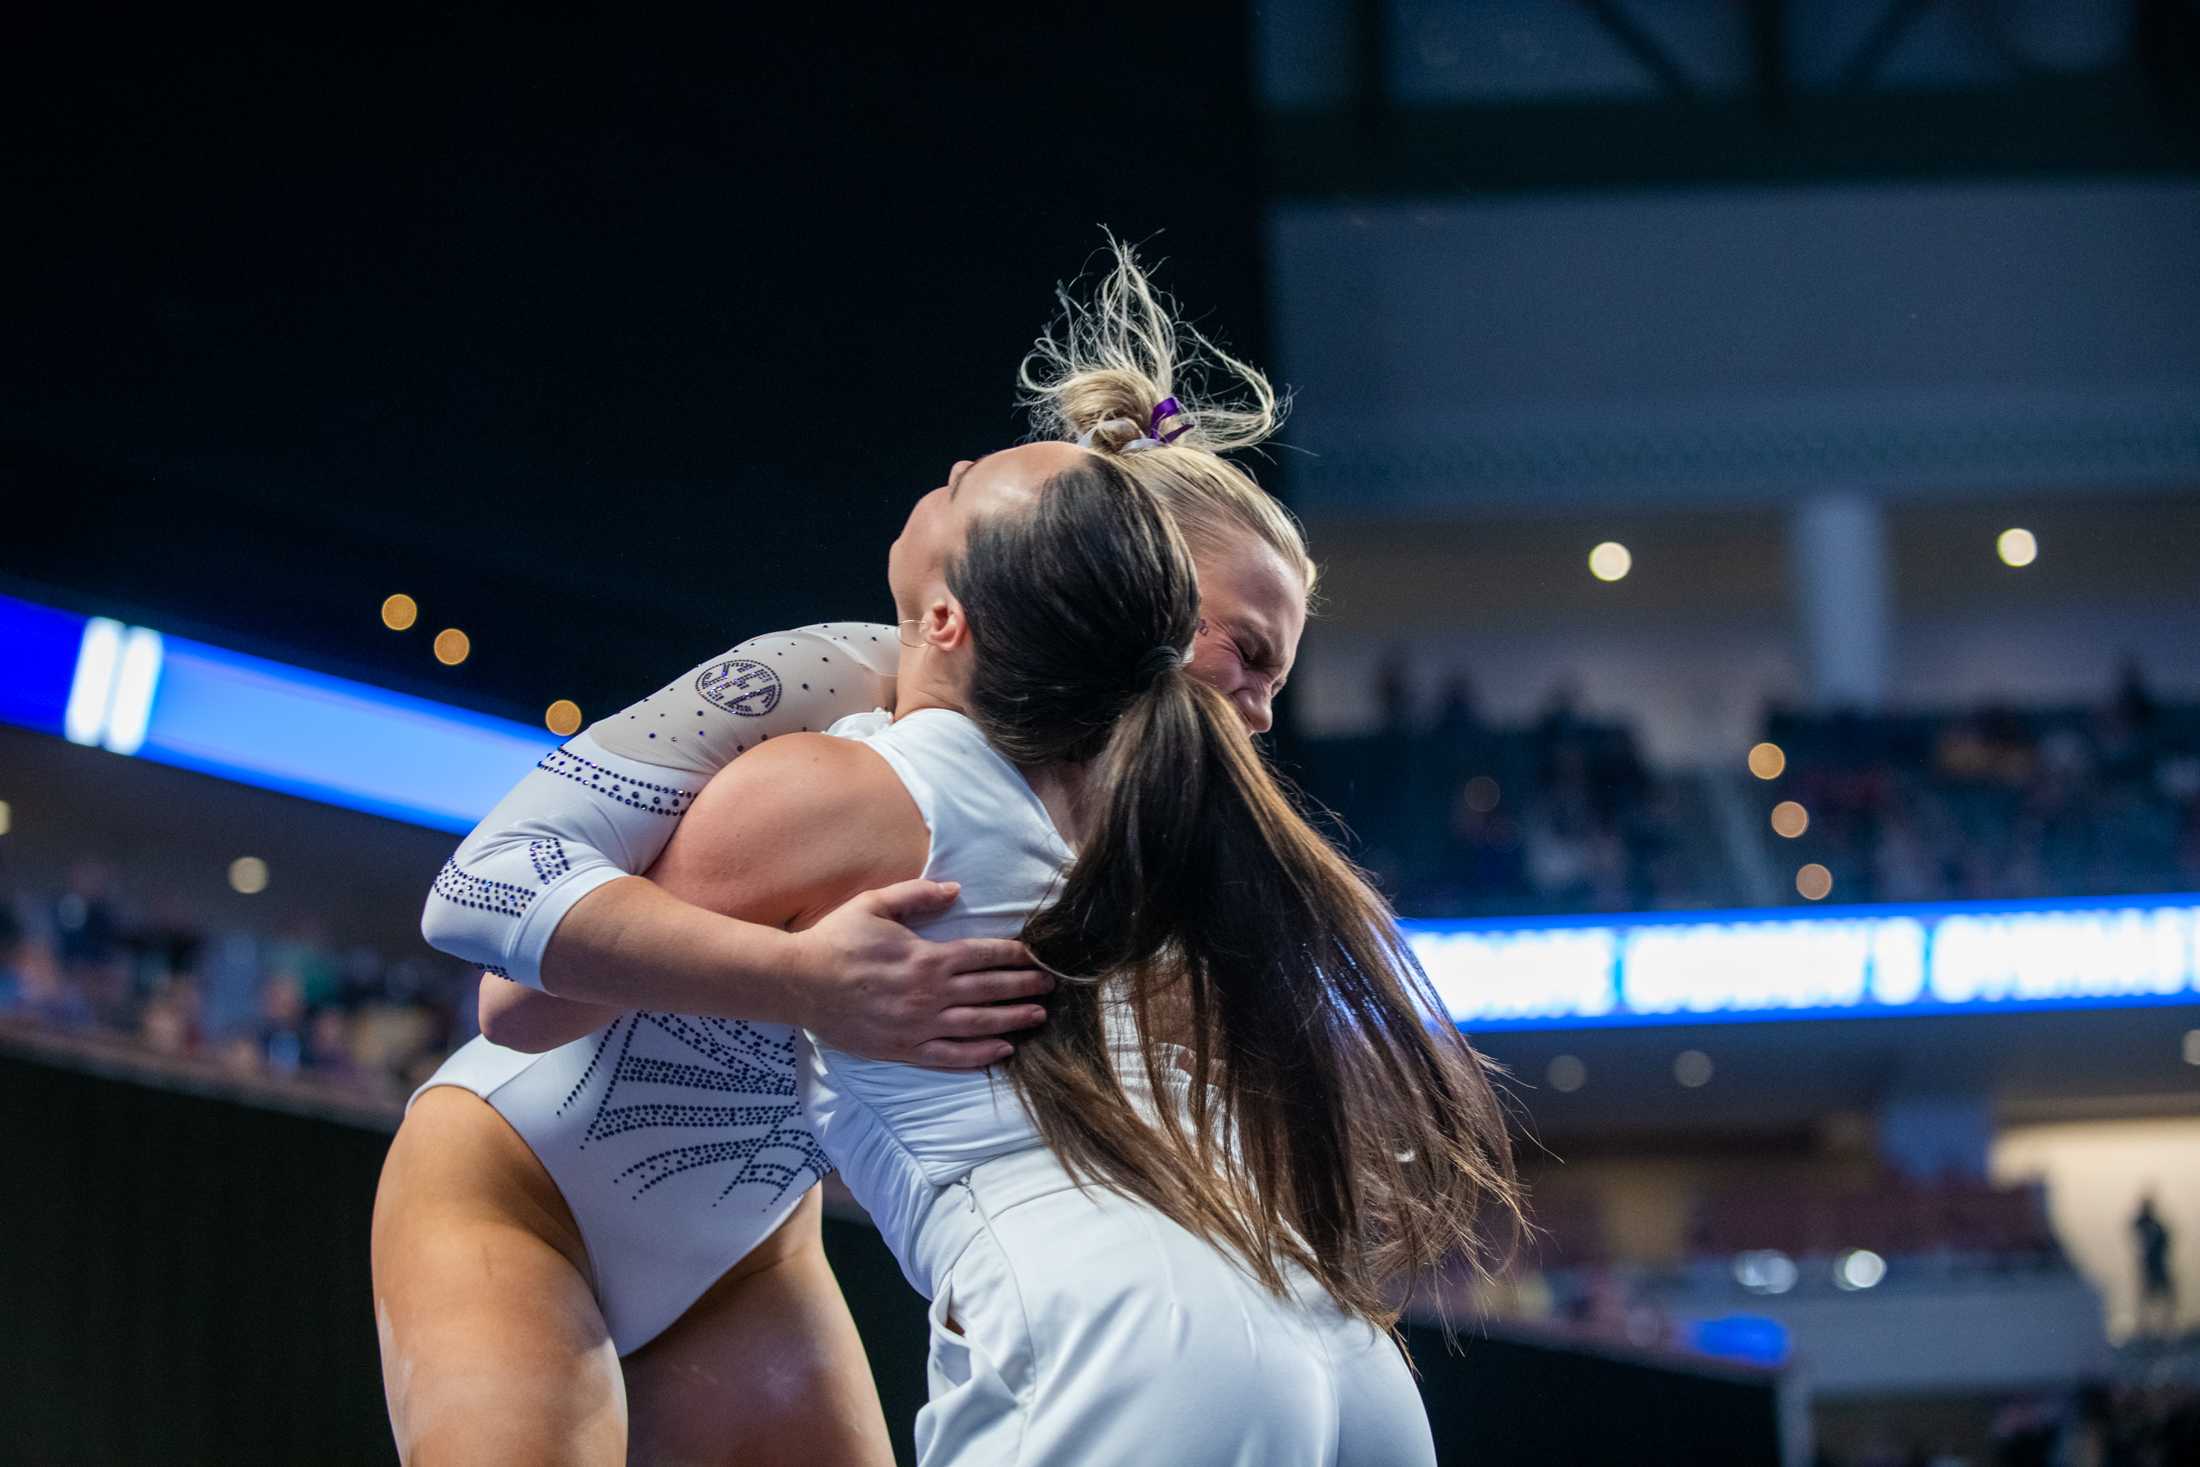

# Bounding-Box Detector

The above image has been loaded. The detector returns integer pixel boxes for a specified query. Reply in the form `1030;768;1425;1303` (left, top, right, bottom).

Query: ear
920;593;973;654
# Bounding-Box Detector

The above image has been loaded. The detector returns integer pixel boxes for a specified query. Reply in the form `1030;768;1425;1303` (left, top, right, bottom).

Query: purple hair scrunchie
1148;396;1188;445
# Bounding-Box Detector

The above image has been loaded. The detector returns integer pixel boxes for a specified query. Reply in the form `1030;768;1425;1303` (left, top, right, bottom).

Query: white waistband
907;1147;1091;1294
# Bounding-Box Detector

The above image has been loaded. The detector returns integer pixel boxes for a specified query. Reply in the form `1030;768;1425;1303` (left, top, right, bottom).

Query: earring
897;618;926;648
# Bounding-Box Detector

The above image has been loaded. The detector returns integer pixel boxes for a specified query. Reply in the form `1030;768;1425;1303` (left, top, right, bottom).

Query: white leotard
808;707;1436;1467
414;622;898;1355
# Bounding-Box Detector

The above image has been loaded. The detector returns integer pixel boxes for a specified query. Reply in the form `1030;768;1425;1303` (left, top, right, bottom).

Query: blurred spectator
2113;654;2157;733
1374;645;1414;737
137;976;201;1057
1430;672;1483;743
0;857;470;1104
0;901;22;1009
12;944;93;1030
306;1006;367;1090
257;971;307;1076
52;861;119;969
2132;1193;2177;1341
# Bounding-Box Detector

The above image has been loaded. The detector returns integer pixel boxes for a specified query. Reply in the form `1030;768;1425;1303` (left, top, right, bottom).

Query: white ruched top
801;706;1083;1294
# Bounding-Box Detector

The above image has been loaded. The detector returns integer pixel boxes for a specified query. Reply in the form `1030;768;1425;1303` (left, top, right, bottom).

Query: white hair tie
1075;418;1145;451
1072;431;1164;454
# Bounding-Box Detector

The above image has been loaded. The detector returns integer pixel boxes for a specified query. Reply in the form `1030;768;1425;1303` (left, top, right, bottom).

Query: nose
1237;689;1274;735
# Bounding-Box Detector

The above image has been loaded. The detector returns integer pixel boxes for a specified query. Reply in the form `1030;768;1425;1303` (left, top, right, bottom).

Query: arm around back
542;733;927;1017
476;971;615;1051
418;624;898;990
549;729;1051;1067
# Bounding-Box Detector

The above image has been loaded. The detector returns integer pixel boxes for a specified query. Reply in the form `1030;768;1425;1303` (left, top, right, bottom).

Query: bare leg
624;1187;896;1467
372;1086;628;1466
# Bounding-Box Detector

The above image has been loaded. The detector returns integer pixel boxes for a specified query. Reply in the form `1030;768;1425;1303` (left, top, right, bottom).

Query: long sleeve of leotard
420;622;901;989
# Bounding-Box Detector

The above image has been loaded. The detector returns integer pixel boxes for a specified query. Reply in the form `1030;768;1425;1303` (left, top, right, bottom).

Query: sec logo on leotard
695;659;781;718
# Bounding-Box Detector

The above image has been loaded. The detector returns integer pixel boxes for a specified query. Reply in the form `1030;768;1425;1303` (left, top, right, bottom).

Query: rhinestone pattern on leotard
537;747;696;816
556;1012;832;1211
431;860;535;918
528;838;572;884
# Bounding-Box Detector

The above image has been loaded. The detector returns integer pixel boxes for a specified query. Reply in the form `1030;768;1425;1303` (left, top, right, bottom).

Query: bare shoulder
653;731;926;925
701;731;898;796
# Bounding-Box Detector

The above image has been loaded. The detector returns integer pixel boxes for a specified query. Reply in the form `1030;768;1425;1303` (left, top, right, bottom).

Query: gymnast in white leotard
415;623;907;1356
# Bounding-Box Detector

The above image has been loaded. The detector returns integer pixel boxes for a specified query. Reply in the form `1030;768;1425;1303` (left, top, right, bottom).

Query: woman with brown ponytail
375;240;1523;1464
663;433;1524;1463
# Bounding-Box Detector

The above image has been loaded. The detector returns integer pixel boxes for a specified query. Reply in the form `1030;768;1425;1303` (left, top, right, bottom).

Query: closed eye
1239;639;1285;689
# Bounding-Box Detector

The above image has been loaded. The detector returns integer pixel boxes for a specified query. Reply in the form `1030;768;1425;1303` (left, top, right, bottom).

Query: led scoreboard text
1403;899;2200;1029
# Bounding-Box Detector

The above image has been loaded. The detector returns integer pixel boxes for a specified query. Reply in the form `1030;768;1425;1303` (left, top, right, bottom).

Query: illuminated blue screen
1;590;554;833
138;636;557;832
0;596;88;737
1404;896;2200;1030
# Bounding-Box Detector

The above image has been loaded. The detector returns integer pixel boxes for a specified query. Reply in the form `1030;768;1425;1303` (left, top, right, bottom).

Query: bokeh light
1547;1055;1587;1092
1588;541;1633;582
432;628;471;666
545;699;583;736
1770;800;1809;838
1734;1249;1798;1294
0;799;11;836
2183;1029;2199;1067
1748;741;1786;780
1674;1050;1714;1087
1834;1249;1888;1290
228;856;269;895
1463;775;1501;813
1796;863;1833;900
1996;527;2038;567
380;593;419;630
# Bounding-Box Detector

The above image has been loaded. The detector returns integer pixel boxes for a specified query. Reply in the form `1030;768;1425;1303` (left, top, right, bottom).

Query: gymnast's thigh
371;1085;626;1467
622;1187;896;1467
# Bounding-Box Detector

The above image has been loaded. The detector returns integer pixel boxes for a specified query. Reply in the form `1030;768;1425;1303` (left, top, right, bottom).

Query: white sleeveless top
802;706;1083;1293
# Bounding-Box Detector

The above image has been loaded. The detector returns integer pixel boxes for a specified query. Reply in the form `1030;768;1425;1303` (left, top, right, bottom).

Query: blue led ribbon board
139;636;558;832
0;591;555;833
0;596;91;738
1403;896;2200;1030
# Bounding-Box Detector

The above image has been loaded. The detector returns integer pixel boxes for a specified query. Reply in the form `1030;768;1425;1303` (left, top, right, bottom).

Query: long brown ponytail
949;458;1527;1329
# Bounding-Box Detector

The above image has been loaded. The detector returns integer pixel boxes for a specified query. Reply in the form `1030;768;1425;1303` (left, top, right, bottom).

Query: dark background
4;1;1270;726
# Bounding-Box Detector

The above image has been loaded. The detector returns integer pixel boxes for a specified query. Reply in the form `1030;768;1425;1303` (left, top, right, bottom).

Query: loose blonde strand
1019;232;1318;599
1018;232;1286;457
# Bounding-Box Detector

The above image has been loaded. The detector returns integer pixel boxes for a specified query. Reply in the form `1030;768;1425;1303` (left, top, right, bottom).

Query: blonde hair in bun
1019;234;1317;599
